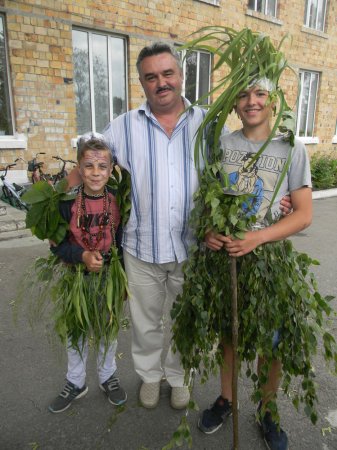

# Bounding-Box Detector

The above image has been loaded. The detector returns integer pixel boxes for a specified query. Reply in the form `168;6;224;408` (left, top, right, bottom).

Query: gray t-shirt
220;130;312;223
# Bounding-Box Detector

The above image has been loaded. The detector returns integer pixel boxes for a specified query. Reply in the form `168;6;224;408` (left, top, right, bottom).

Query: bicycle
50;156;77;185
28;152;52;184
0;163;29;210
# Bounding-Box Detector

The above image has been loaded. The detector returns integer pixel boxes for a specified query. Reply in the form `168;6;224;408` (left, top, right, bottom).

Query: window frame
0;14;15;139
180;49;212;105
304;0;327;32
72;27;128;135
248;0;278;17
296;70;320;143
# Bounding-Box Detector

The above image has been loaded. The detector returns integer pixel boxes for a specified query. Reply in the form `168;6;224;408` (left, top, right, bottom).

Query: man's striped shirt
103;99;208;264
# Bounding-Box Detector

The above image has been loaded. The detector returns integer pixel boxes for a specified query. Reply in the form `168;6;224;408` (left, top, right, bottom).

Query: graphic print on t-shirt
223;148;287;221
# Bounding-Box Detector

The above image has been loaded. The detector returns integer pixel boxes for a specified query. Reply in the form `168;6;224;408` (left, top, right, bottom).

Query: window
304;0;327;32
181;50;211;104
296;70;319;138
72;29;127;135
0;15;14;136
248;0;277;17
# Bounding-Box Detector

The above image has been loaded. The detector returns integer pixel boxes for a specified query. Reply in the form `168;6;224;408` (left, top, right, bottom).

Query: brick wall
0;0;336;172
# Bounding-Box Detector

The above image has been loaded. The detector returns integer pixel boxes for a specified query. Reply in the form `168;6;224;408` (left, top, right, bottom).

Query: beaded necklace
76;185;115;251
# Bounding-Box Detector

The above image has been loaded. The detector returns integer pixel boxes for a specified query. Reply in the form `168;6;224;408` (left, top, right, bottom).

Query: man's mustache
156;86;173;94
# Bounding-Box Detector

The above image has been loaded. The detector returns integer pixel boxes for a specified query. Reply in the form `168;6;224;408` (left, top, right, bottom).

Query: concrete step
0;198;28;239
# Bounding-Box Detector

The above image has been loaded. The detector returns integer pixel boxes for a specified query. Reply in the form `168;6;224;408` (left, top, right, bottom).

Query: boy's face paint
78;150;112;196
235;85;273;131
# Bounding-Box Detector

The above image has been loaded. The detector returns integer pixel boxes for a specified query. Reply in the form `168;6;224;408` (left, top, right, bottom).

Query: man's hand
280;195;292;215
82;250;103;272
66;166;81;190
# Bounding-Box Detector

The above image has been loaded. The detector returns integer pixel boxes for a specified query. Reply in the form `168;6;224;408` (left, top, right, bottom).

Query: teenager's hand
82;250;103;272
205;230;231;251
280;195;293;216
223;230;263;257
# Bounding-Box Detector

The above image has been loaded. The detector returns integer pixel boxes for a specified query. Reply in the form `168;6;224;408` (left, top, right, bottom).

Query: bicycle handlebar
52;156;77;164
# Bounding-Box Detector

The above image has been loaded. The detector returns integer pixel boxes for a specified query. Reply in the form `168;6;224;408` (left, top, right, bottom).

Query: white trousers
123;250;186;387
66;337;117;388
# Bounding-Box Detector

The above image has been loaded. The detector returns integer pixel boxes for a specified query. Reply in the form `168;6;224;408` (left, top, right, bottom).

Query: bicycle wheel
2;184;16;207
2;184;29;210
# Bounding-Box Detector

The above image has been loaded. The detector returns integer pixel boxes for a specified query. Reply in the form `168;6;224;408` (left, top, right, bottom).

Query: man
103;42;291;410
103;43;207;410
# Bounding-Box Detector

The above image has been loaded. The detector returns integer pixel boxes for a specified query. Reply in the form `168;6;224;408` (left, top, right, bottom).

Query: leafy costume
170;27;337;426
22;178;129;354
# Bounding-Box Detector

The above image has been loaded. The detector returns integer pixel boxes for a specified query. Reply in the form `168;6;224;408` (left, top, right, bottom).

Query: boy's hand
82;250;103;272
223;231;263;257
205;230;229;251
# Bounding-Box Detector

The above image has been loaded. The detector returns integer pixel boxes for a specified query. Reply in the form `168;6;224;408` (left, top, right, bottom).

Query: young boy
48;132;127;413
198;82;312;450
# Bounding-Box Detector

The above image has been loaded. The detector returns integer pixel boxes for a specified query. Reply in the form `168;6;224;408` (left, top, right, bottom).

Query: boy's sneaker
257;403;289;450
100;373;127;406
198;396;232;434
48;380;88;413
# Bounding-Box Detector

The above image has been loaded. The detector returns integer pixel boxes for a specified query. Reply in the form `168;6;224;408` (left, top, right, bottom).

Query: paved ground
0;197;337;450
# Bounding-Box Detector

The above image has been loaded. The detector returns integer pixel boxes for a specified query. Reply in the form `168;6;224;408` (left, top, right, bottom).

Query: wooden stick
230;256;239;450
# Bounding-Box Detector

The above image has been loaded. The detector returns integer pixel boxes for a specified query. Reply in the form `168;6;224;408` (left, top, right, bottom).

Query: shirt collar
139;97;194;118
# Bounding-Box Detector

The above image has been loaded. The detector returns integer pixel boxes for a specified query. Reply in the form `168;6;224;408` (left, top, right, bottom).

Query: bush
310;153;337;190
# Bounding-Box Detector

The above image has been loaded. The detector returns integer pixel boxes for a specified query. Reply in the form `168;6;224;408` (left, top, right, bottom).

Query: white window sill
297;136;319;144
0;134;27;149
245;9;282;26
194;0;220;6
301;26;328;39
332;136;337;144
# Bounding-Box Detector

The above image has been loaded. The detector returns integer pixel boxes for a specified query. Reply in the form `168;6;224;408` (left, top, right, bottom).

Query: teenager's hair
136;42;182;74
77;132;113;163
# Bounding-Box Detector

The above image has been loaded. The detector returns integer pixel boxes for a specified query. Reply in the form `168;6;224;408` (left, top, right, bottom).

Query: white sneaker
171;386;190;410
139;381;160;409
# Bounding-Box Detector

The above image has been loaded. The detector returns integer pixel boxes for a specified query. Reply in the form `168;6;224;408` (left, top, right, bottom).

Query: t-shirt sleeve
288;139;312;192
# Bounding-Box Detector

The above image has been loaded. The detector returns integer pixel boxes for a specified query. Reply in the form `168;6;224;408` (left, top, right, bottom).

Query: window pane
0;16;13;136
72;30;91;134
110;38;126;119
92;34;109;133
307;0;317;28
248;0;256;9
306;73;318;136
299;73;310;136
185;51;197;103
317;0;326;31
267;0;277;16
198;53;210;103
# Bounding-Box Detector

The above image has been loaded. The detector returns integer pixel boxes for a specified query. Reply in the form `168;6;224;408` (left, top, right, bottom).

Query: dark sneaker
100;373;127;406
257;404;289;450
48;380;88;413
198;396;232;434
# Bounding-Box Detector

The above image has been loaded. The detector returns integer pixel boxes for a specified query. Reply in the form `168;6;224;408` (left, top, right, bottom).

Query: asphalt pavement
0;197;337;450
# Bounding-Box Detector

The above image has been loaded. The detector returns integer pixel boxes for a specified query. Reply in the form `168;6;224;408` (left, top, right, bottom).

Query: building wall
0;0;336;173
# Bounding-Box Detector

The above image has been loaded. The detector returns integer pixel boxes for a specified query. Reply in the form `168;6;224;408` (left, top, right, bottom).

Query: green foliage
24;248;129;353
172;160;337;422
22;179;71;244
310;153;337;190
108;166;131;226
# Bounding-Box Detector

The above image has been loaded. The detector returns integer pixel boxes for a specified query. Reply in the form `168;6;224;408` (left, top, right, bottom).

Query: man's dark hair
136;42;182;74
